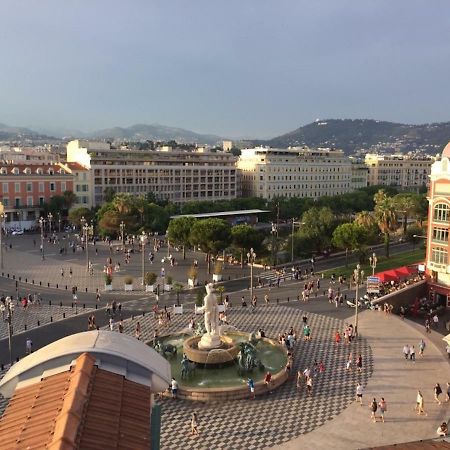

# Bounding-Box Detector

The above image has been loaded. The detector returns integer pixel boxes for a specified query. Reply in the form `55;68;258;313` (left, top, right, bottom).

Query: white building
237;147;353;199
67;140;239;206
365;153;433;191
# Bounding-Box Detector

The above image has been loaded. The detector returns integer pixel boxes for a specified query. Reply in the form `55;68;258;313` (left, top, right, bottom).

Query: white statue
198;283;221;350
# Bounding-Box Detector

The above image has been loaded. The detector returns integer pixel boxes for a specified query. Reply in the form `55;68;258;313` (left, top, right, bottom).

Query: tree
300;207;336;252
230;224;261;267
332;222;369;266
103;187;116;202
63;190;77;210
189;218;231;273
167;216;197;259
68;207;93;227
393;193;416;235
374;190;397;258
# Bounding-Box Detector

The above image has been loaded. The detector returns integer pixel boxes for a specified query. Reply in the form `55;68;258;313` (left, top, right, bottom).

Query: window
15;183;20;193
433;227;449;243
26;183;32;192
2;183;8;193
50;182;55;192
2;198;8;206
15;198;20;207
39;182;44;193
39;197;44;206
431;247;448;265
434;203;449;223
27;196;33;206
61;182;66;192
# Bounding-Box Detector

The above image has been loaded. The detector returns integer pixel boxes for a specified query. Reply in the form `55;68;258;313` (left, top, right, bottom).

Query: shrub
214;261;223;274
188;266;198;280
104;274;112;285
124;276;133;285
196;286;206;307
144;272;157;285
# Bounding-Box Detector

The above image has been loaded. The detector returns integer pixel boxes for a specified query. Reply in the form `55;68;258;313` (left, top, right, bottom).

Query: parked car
11;230;24;235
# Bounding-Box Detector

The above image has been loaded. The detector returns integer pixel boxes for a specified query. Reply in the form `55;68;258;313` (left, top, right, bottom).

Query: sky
1;0;450;138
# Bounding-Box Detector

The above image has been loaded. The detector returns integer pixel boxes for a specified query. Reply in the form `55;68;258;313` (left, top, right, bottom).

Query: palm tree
354;211;376;228
393;194;416;235
374;190;397;258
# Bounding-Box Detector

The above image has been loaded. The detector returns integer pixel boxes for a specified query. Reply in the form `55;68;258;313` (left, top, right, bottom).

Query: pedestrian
306;376;313;396
191;412;200;437
419;339;426;357
346;354;353;371
370;398;378;422
433;314;439;329
135;321;141;340
69;267;72;278
437;422;449;437
319;361;325;373
96;289;101;302
335;331;341;345
264;371;272;391
378;398;387;423
171;378;178;399
60;267;64;277
356;383;363;405
241;296;247;308
118;320;124;333
303;324;311;341
25;338;33;355
109;317;114;331
434;383;443;405
356;354;363;373
248;378;255;399
410;345;416;362
296;370;303;391
415;390;427;415
264;294;269;305
425;318;431;333
403;344;410;360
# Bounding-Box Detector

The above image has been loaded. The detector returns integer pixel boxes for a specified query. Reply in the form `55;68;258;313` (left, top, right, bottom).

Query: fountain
151;284;288;401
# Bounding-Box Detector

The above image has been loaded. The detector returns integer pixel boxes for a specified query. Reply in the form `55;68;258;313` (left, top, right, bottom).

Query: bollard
12;275;15;280
56;284;58;289
95;304;98;309
71;303;73;308
32;280;34;284
85;288;88;293
228;276;231;280
50;316;53;322
7;274;9;278
323;291;326;296
19;277;21;281
48;283;50;287
24;324;27;330
59;301;62;307
276;298;279;305
345;294;347;300
63;312;65;318
142;312;145;316
131;315;134;320
25;278;27;283
287;297;290;302
39;281;42;286
49;300;51;306
16;357;19;362
65;285;67;290
83;304;85;309
0;364;3;371
37;320;40;326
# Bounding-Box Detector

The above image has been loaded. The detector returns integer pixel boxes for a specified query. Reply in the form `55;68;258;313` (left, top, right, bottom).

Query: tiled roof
63;162;89;171
0;353;152;450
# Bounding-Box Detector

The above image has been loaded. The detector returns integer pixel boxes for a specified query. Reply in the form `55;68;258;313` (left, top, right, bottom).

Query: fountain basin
152;331;288;401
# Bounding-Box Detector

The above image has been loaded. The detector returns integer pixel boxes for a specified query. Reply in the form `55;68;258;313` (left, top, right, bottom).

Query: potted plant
124;276;134;291
187;266;198;288
173;282;183;313
104;274;113;291
144;272;157;292
212;261;223;282
216;285;226;312
164;275;173;292
194;286;206;314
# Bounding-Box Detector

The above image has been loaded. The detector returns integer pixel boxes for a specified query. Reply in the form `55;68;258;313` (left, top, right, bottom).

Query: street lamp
271;222;277;267
353;264;364;338
39;217;46;260
47;212;53;234
120;221;125;247
247;248;256;302
58;212;61;233
0;296;14;366
0;206;5;270
81;216;93;272
412;234;427;252
369;252;378;276
141;231;148;286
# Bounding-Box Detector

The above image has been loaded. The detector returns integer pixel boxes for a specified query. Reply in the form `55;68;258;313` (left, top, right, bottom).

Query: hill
90;123;222;145
266;119;450;154
0;123;53;142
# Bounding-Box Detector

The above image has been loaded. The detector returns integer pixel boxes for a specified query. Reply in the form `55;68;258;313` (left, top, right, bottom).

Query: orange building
425;141;450;307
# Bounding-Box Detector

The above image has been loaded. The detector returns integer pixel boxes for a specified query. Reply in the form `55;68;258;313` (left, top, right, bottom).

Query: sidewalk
275;311;450;449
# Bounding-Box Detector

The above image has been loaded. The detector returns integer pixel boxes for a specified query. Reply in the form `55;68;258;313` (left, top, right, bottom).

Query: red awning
375;265;418;282
375;270;398;282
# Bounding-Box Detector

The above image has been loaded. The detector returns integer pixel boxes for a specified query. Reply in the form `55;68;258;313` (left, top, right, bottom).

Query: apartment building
62;162;92;208
66;140;239;206
365;153;433;191
0;145;59;165
0;164;73;229
237;147;353;200
349;157;369;190
425;142;450;308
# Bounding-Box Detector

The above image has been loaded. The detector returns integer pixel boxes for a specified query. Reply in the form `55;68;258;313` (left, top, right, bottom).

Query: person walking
171;378;178;399
248;378;255;399
410;345;416;362
346;354;353;371
306;376;313;396
415;390;427;416
370;398;378;423
356;354;363;373
135;321;141;340
191;412;200;437
356;383;363;405
378;398;387;423
434;383;443;405
25;338;33;355
403;344;410;360
419;339;426;357
335;331;341;345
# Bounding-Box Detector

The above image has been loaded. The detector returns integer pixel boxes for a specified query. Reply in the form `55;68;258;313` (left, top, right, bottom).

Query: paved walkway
278;310;450;449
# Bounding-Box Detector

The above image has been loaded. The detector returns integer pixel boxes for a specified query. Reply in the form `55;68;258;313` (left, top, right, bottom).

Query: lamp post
58;212;61;233
0;206;5;270
353;264;364;338
247;248;256;302
120;221;125;247
369;252;378;276
81;216;93;272
47;212;53;234
141;231;148;286
412;234;427;252
0;296;14;366
39;217;46;260
271;222;277;267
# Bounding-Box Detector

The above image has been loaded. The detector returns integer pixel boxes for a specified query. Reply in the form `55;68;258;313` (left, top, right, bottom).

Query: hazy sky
1;0;450;138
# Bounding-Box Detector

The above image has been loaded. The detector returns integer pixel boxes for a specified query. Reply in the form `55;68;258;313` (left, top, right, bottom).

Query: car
11;230;24;235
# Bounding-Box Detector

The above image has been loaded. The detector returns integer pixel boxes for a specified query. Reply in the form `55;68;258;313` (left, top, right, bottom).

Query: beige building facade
66;140;238;206
237;147;354;200
365;153;433;191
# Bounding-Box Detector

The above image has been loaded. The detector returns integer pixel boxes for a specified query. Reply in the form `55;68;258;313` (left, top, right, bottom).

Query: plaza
0;233;449;449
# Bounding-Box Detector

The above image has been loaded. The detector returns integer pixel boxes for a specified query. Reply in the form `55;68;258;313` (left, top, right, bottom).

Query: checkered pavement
103;304;373;450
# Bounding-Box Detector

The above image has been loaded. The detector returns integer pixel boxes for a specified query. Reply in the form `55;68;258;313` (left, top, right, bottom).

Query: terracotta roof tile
0;352;152;450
